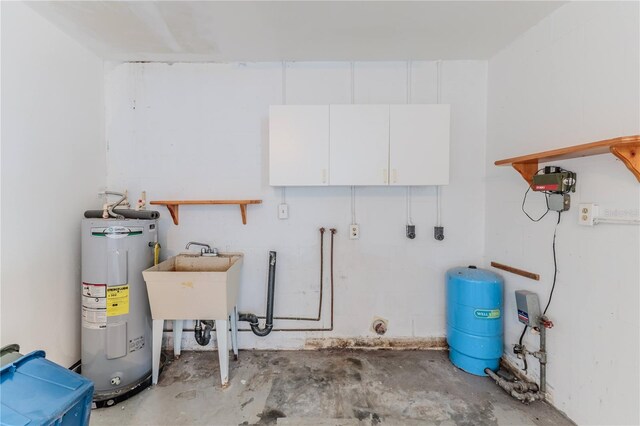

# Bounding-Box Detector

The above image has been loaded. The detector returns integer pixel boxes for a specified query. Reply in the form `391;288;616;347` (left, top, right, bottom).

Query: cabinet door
329;105;390;185
269;105;329;186
389;105;450;186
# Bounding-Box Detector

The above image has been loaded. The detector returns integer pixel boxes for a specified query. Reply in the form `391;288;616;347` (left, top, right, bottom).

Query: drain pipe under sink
194;320;214;346
239;251;277;337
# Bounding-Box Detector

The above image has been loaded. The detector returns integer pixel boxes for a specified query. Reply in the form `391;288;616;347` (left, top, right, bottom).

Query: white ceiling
29;1;565;62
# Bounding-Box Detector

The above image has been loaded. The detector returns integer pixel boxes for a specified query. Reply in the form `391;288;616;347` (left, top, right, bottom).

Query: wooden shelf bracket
165;204;179;225
511;162;539;184
610;142;640;182
239;204;247;224
150;200;262;225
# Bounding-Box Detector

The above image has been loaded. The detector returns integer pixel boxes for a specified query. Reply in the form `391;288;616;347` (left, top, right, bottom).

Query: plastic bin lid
1;350;93;426
0;350;45;375
447;265;502;283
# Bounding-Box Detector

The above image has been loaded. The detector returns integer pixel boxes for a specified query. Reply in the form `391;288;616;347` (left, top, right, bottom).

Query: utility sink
143;253;243;387
142;253;243;320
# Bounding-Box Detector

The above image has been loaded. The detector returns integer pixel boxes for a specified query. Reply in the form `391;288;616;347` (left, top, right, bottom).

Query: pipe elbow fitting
250;323;273;337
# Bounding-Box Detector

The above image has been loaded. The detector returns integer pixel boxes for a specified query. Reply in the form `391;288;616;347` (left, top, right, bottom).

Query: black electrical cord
517;168;568;371
518;325;527;345
516;211;562;371
543;211;562;314
521;168;550;222
522;186;550;222
518;325;528;371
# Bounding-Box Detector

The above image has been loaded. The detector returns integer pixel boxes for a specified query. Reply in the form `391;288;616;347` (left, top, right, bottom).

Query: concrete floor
91;350;573;426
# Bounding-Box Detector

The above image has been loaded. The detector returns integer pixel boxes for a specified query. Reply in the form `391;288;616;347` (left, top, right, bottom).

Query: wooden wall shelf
495;135;640;184
150;200;262;225
491;262;539;281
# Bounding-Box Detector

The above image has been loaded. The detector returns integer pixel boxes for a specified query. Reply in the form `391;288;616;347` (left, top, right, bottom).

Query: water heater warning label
82;283;107;329
83;283;106;298
82;307;106;329
107;285;129;317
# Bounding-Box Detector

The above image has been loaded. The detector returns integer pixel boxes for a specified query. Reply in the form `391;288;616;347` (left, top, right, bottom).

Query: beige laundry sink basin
142;253;243;320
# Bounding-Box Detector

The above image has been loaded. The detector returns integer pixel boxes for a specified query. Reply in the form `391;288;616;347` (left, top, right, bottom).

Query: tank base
92;371;152;409
88;353;167;409
449;348;499;376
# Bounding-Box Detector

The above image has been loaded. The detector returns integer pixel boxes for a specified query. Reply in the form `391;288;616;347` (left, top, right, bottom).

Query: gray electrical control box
515;290;541;327
548;193;570;212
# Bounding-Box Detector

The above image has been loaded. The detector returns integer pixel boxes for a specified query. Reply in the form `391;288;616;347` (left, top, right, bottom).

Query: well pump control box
532;167;576;193
515;290;541;327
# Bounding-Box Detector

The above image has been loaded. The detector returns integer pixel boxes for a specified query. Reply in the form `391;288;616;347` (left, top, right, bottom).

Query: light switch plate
278;203;289;220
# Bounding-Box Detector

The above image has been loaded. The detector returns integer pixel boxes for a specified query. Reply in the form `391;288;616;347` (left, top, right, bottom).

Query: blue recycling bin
1;350;93;426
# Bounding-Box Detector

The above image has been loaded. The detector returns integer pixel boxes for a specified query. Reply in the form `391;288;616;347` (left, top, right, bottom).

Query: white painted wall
1;3;105;367
2;3;636;422
486;2;640;424
105;60;487;350
4;3;636;422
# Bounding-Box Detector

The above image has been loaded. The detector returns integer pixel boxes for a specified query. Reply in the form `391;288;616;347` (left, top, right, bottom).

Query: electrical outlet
349;224;360;240
578;203;598;226
278;203;289;220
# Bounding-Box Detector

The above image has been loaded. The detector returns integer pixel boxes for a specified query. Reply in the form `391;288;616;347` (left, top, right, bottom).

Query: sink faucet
185;241;218;257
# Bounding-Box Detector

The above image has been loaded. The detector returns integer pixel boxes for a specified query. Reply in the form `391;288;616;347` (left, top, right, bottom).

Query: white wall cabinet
269;105;329;186
329;105;390;185
269;104;450;186
389;105;450;185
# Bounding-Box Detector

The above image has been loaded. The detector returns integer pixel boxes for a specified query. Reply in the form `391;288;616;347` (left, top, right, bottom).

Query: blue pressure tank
446;266;503;376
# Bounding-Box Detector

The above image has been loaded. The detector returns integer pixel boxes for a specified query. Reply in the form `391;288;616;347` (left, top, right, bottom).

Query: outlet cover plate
349;224;360;239
578;203;598;226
